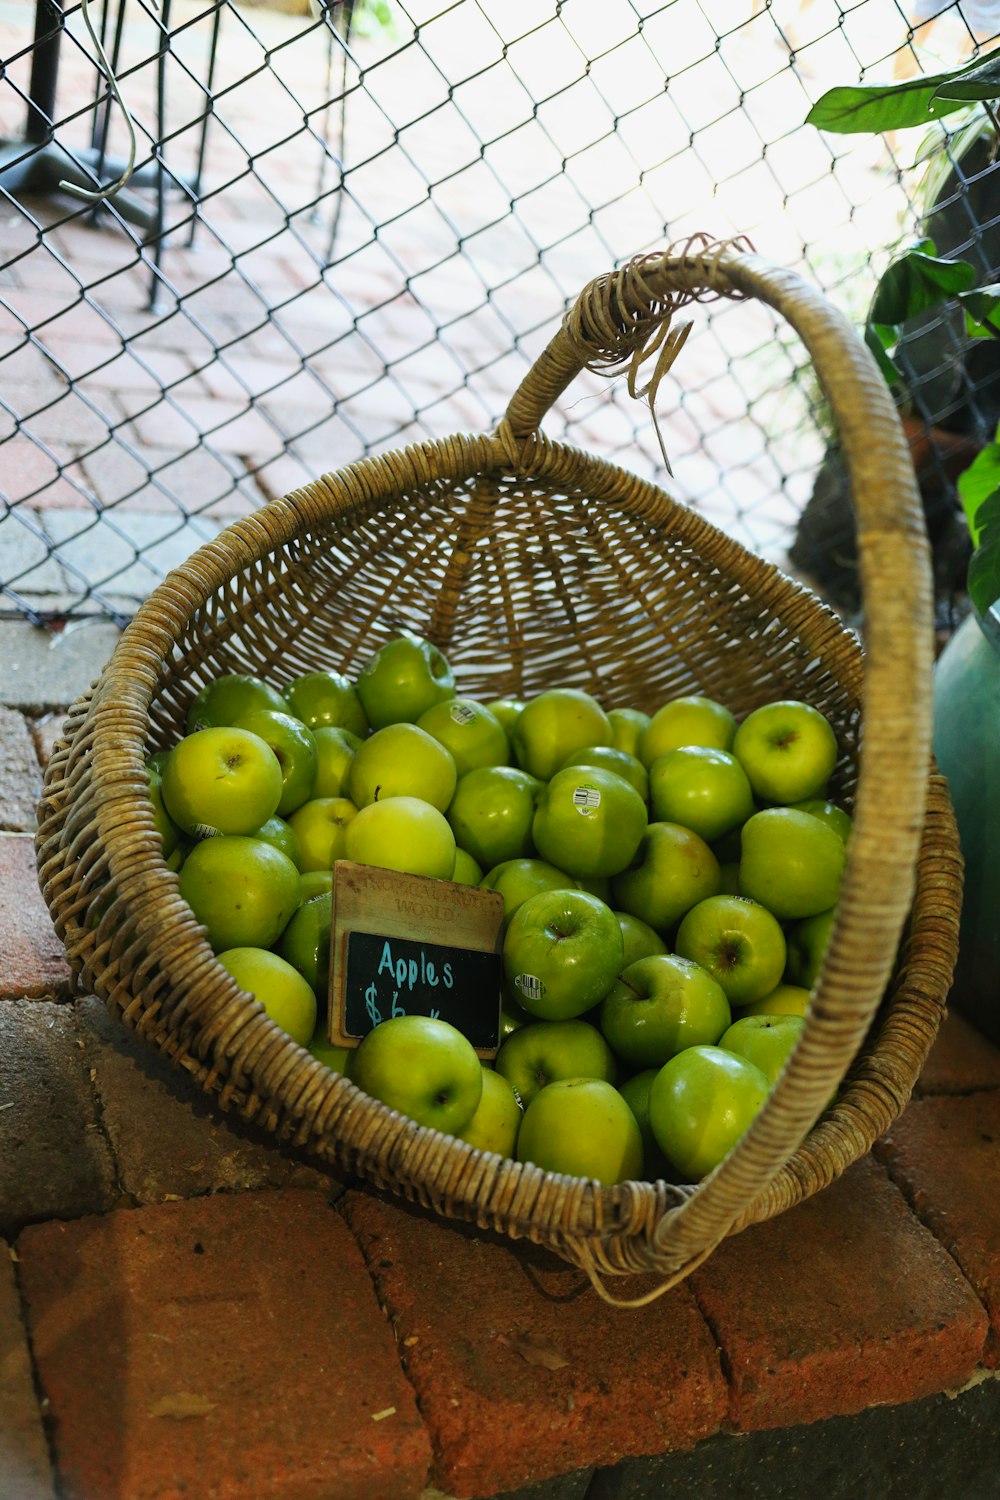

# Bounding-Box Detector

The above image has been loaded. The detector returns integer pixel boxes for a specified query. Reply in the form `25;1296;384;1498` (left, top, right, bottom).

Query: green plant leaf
959;436;1000;542
959;284;1000;339
869;246;978;325
968;488;1000;617
805;44;1000;132
933;50;1000;102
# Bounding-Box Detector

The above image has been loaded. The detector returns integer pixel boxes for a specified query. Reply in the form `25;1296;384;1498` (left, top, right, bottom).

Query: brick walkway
2;670;1000;1498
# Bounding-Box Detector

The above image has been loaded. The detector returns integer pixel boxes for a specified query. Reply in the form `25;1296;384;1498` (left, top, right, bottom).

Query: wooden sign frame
327;861;505;1058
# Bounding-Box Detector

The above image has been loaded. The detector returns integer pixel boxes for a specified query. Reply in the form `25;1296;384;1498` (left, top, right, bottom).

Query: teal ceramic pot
932;610;1000;1044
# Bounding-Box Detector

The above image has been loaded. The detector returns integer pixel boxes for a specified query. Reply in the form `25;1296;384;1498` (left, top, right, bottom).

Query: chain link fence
0;0;997;627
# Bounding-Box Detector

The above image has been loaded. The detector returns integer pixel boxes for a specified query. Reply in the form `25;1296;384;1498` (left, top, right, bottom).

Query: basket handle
500;236;936;1278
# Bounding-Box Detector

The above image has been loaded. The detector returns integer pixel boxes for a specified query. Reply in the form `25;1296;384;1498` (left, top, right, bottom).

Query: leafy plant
808;53;1000;619
806;43;1000;135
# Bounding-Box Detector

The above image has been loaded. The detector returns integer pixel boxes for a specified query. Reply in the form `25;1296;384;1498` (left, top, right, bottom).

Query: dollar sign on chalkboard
365;981;382;1028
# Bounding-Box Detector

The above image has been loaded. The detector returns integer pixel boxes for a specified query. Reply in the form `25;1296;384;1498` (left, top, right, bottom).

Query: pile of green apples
146;631;849;1188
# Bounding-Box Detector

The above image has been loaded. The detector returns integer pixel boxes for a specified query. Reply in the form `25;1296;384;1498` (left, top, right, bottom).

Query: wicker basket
35;241;962;1302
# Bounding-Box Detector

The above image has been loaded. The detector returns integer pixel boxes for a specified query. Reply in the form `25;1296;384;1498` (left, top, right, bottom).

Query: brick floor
340;1189;728;1499
0;707;43;833
0;1002;118;1238
878;1092;1000;1368
77;996;341;1205
16;1190;433;1500
916;1010;1000;1096
0;835;71;1000
688;1155;989;1431
0;1240;57;1500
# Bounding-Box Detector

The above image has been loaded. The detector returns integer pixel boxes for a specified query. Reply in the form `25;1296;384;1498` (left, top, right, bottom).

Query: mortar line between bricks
871;1145;995;1367
9;1245;65;1499
684;1272;740;1432
334;1195;437;1486
72;999;135;1215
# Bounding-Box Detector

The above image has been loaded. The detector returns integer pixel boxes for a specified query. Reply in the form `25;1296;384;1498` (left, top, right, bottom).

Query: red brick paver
878;1092;1000;1368
340;1189;728;1499
688;1155;988;1431
915;1010;1000;1096
0;1240;57;1500
0;1002;117;1237
0;834;71;1000
77;996;339;1204
17;1190;432;1500
0;707;43;833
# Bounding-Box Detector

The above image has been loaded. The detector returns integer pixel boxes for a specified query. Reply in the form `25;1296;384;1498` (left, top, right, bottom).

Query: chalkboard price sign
328;861;505;1058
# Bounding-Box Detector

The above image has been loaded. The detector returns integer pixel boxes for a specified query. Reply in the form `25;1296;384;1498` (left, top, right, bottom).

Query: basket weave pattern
35;244;962;1297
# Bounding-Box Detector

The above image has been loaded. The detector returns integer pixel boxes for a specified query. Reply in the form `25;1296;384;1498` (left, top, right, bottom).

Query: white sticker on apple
516;973;547;1002
449;703;476;724
572;785;601;815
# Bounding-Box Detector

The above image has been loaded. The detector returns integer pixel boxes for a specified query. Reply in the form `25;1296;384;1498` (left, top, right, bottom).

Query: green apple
248;814;300;869
719;1014;805;1087
495;1018;617;1108
349;1014;483;1133
344;795;456;879
674;895;787;1007
502;888;624;1020
416;698;509;777
531;766;648;880
161;727;284;837
617;1068;673;1178
311;727;364;800
307;1033;352;1074
638;695;737;767
741;983;812;1018
299;870;333;902
451;848;484;886
516;1078;643;1185
146;758;180;858
733;699;838;805
648;1044;769;1181
510;687;612;781
355;634;455;730
453;1066;522;1156
611;822;721;934
480;858;579;930
607;707;651;757
485;698;525;735
599;954;731;1068
559;746;649;802
648;746;754;843
785;907;837;988
789;798;852;846
616;911;669;967
347;723;457;813
278;890;332;999
739;809;846;920
500;988;533;1040
282;669;369;737
185;672;287;733
216;946;316;1045
230;708;318;817
447;766;541;870
287;797;358;872
179;835;300;951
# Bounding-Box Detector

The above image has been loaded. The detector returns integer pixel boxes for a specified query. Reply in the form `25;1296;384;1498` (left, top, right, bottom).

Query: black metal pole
25;0;64;144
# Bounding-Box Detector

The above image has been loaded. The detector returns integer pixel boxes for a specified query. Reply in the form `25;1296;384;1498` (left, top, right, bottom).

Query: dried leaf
508;1333;569;1371
148;1393;216;1419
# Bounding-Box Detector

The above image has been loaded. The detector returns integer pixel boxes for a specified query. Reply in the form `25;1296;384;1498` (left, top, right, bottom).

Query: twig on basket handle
562;232;756;474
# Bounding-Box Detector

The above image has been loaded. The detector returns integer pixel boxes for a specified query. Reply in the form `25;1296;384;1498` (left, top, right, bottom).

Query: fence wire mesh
0;0;997;627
